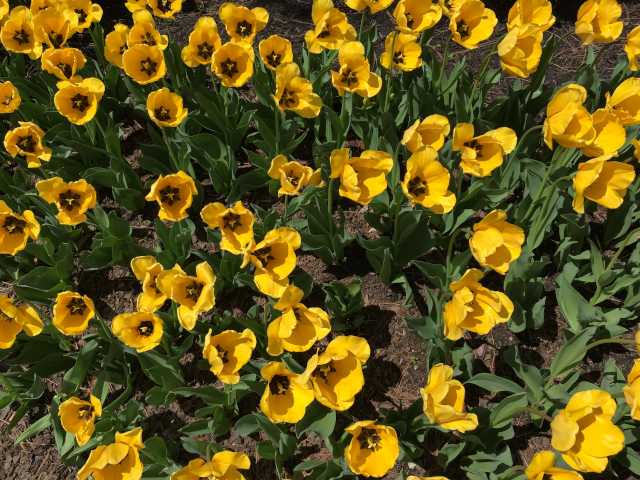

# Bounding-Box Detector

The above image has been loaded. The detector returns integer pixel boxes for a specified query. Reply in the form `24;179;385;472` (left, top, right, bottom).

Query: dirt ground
1;1;640;479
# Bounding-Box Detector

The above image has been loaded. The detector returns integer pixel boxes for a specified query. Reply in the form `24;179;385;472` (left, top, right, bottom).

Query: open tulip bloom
36;177;97;226
506;0;556;32
203;328;256;385
112;311;164;353
130;256;167;313
402;114;451;153
469;210;525;274
394;0;443;37
170;451;250;480
59;394;101;446
344;420;399;477
52;291;95;335
331;41;382;98
305;0;356;54
0;295;43;349
453;123;517;177
260;361;314;424
78;428;144;480
4;121;51;168
201;201;255;255
128;10;169;51
0;201;40;256
0;81;21;114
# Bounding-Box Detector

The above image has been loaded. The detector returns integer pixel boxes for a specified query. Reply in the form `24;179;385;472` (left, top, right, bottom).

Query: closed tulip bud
625;26;640;71
212;41;255;88
272;63;323;118
267;155;315;197
104;24;130;68
201;201;255;255
344;421;399;477
52;292;95;336
181;17;220;67
525;451;584;480
170;452;250;480
125;0;147;13
112;312;163;353
498;23;543;78
77;428;144;480
58;0;103;33
543;84;596;149
145;171;197;222
129;10;169;51
305;0;356;54
54;78;105;125
260;361;314;424
394;0;442;37
219;2;267;44
0;81;20;114
0;201;40;256
449;0;497;50
506;0;556;32
146;88;188;128
148;0;182;20
402;115;451;152
421;364;478;432
605;77;640;126
203;329;256;385
551;390;624;472
330;148;393;205
123;44;166;85
469;209;525;275
572;155;635;214
580;108;626;157
576;0;623;45
36;177;97;226
59;395;101;446
0;295;43;349
1;7;42;59
331;41;382;98
259;35;293;71
41;47;86;85
32;6;78;49
380;32;423;72
453;123;517;177
130;256;167;313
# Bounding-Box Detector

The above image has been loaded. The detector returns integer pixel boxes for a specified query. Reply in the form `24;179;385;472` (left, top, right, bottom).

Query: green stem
384;30;399;113
161;334;173;357
164;18;173;44
274;103;280;155
206;443;214;462
466;32;506;115
517;406;553;423
85;121;96;144
437;292;454;325
604;227;640;273
101;373;133;416
497;466;526;480
336;93;348;148
85;211;108;232
0;371;14;391
36;167;50;180
357;7;367;41
326;178;336;234
282;194;289;227
445;227;475;289
437;34;452;88
503;125;543;174
456;166;463;200
93;308;114;340
161;125;181;172
529;175;573;238
611;392;626;399
593;40;625;66
392;193;402;244
521;146;566;223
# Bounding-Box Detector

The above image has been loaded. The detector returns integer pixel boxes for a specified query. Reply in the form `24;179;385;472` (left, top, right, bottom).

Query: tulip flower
438;0;468;18
605;77;640;126
125;0;147;13
52;292;95;335
498;24;543;78
580;109;626;157
0;81;21;114
551;390;624;472
0;295;43;349
449;0;497;50
402;115;451;153
344;421;399;477
156;262;216;331
394;0;443;37
130;256;167;313
266;285;331;356
633;139;640;161
625;26;640;71
145;171;197;222
148;0;182;19
525;451;584;480
260;361;314;424
59;0;103;33
299;335;370;411
624;360;640;421
77;428;144;480
242;227;301;298
443;269;513;340
330;148;393;205
54;78;105;126
201;201;255;255
203;329;256;385
0;7;42;59
380;32;423;72
128;10;169;51
506;0;556;32
469;209;525;275
112;311;163;353
32;6;78;49
272;63;323;118
170;452;250;480
0;201;40;256
219;3;267;44
346;0;394;13
212;41;255;88
123;44;166;85
453;123;517;177
41;47;86;84
181;17;221;67
421;364;478;432
146;88;188;128
572;155;635;214
259;35;293;71
267;155;316;197
542;84;596;149
105;24;130;68
0;0;7;19
36;177;97;226
575;0;623;45
30;0;58;14
400;146;456;214
305;0;356;54
59;395;101;446
331;41;382;98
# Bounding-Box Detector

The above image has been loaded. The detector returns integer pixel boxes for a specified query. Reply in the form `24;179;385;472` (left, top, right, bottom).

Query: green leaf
257;441;276;460
14;414;51;445
547;326;597;382
295;401;336;438
62;339;99;395
172;386;228;406
489;392;528;428
466;373;523;394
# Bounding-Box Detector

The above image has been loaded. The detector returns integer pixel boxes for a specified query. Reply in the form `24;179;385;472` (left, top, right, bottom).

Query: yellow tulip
32;6;78;49
0;81;20;114
605;77;640;126
130;256;167;313
542;84;596;149
122;44;166;85
624;359;640;421
145;171;197;222
181;17;220;67
171;452;250;480
125;0;147;13
331;41;382;98
633;139;640;161
498;23;543;78
0;0;7;19
36;176;97;226
305;0;356;54
469;209;525;275
272;62;323;118
394;0;443;37
219;2;267;44
402;115;450;153
580;108;625;157
330;148;393;205
260;361;314;424
30;0;58;15
443;269;513;340
54;78;105;126
242;227;301;298
156;262;216;331
449;0;497;50
267;154;315;197
0;6;42;59
0;295;42;349
298;335;370;411
344;420;399;477
380;32;423;72
201;201;255;255
77;428;144;480
128;10;169;51
576;0;623;45
266;285;331;356
0;200;40;256
551;390;624;472
58;0;102;33
421;363;478;432
625;25;640;71
59;395;101;446
259;35;293;71
506;0;556;32
400;146;456;214
202;328;256;385
572;155;635;214
146;88;188;128
52;291;95;336
453;123;517;177
148;0;182;20
525;451;584;480
112;311;163;353
345;0;394;13
41;47;86;85
105;24;130;68
212;41;254;88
